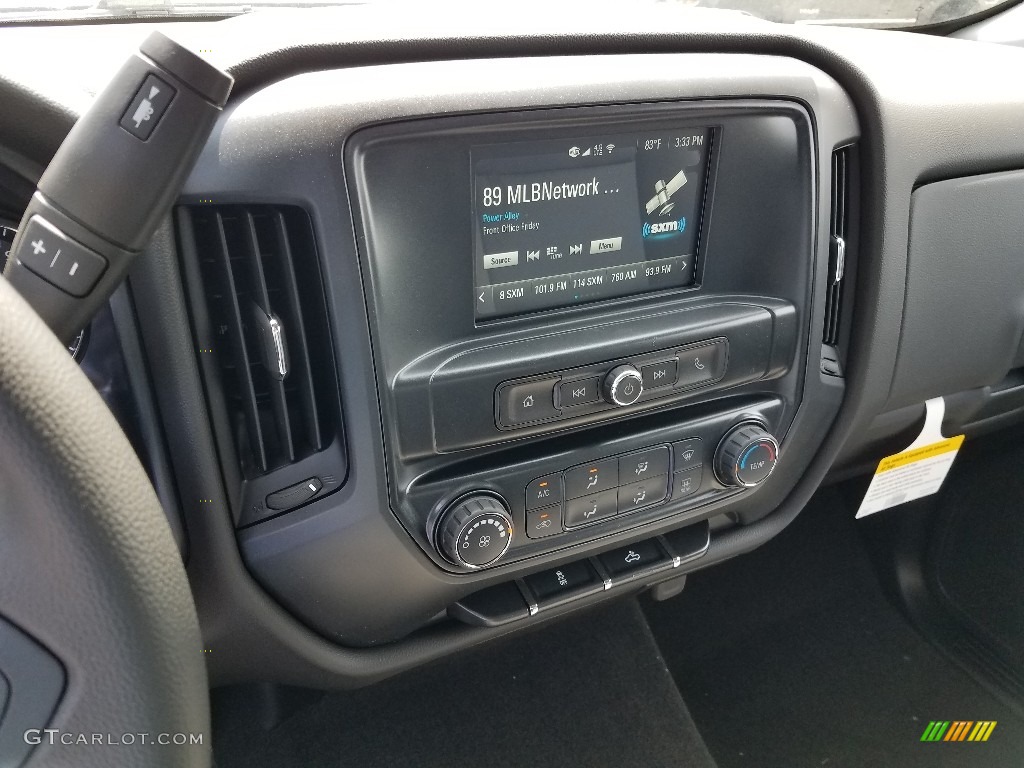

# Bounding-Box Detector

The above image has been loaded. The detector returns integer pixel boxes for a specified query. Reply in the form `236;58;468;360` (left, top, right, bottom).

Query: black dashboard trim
7;14;1024;687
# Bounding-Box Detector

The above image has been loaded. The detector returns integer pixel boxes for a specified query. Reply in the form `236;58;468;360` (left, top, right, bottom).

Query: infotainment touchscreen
472;127;712;319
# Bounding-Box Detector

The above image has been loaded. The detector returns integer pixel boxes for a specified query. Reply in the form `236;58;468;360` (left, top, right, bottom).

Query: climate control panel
523;442;688;539
423;408;782;572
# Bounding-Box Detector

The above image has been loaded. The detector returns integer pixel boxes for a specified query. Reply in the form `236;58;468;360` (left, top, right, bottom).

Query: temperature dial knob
602;364;644;407
434;494;514;569
714;423;780;488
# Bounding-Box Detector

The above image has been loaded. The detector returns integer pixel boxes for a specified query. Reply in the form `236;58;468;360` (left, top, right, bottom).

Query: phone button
676;342;726;388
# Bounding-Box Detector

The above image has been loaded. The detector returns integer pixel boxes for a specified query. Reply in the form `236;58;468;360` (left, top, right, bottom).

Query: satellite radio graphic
644;169;687;216
642;217;687;239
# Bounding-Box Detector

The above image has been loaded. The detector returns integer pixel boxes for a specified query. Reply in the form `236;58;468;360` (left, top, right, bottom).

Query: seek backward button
558;377;601;407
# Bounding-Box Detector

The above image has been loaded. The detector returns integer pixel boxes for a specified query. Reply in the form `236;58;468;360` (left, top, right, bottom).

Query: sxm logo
641;218;687;239
920;721;997;742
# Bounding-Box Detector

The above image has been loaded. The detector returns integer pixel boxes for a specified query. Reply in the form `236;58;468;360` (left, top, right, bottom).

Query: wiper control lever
2;31;233;342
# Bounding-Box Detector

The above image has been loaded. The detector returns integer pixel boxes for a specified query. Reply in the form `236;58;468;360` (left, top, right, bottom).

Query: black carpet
934;432;1024;668
643;485;1024;768
213;600;716;768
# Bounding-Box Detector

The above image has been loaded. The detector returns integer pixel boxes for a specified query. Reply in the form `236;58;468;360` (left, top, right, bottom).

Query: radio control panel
496;338;727;428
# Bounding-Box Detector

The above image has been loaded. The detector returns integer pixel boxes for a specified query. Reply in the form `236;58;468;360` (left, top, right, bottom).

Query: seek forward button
641;360;678;389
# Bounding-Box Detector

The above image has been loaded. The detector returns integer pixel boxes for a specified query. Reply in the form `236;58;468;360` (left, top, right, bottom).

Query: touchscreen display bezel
471;126;717;321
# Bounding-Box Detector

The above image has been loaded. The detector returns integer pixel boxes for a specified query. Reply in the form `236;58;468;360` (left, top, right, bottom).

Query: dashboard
3;8;1024;689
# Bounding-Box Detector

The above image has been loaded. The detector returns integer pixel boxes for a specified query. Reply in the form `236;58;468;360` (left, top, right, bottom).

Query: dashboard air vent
176;205;338;480
823;147;851;347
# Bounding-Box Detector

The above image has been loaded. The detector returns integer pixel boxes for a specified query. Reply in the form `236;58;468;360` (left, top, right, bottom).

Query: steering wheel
0;276;210;767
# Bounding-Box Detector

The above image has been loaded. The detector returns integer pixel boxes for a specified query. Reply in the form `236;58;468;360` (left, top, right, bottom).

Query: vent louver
177;205;338;480
824;147;852;347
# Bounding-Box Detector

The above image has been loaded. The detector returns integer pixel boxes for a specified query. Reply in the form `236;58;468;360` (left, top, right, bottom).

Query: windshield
699;0;1008;25
0;0;1010;26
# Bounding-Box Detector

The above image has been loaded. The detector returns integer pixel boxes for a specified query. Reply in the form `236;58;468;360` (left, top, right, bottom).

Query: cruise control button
526;475;562;511
676;342;726;388
672;467;703;499
558;377;601;407
672;438;703;471
617;477;669;514
498;378;559;426
565;458;618;499
524;559;600;603
564;489;618;528
620;446;670;482
597;538;667;578
641;360;678;389
16;216;108;297
526;505;562;539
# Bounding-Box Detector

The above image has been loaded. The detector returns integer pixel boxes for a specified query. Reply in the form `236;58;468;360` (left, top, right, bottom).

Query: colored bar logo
920;721;997;742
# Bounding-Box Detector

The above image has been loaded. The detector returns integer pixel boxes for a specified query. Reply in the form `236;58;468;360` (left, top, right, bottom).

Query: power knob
602;364;643;407
433;493;514;569
714;423;780;488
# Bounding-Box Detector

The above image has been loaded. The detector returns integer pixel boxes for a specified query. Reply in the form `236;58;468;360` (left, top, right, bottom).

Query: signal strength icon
582;148;591;156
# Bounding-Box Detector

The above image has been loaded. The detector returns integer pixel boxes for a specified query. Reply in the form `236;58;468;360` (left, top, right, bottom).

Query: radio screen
472;128;712;319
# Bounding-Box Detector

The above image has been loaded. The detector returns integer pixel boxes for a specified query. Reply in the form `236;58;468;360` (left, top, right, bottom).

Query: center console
349;99;829;573
171;54;858;650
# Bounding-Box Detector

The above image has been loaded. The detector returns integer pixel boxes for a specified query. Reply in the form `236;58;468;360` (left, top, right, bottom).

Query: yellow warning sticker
856;398;964;519
874;435;964;474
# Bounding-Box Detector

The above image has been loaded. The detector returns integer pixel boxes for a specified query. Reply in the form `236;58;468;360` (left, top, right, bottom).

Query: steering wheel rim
0;277;210;768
